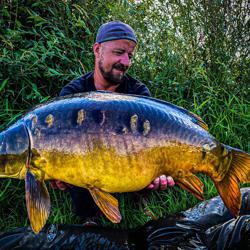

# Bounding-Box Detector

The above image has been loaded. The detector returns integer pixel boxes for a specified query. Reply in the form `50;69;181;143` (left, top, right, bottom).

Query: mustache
112;63;128;72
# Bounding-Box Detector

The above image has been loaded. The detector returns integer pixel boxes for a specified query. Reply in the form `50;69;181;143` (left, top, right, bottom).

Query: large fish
0;91;249;233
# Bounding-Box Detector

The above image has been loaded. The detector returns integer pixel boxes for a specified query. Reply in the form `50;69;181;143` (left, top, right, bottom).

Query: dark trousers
69;186;100;219
69;186;150;220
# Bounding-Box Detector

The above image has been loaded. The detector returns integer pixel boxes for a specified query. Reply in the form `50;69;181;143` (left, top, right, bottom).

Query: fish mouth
0;122;30;178
0;152;27;178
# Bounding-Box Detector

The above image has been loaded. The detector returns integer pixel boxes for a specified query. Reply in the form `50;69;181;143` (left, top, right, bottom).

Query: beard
99;60;128;85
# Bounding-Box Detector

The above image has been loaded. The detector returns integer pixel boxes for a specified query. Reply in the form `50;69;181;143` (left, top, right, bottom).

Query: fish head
0;122;29;178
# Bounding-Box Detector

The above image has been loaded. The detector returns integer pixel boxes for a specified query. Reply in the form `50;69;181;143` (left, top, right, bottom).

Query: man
51;21;175;223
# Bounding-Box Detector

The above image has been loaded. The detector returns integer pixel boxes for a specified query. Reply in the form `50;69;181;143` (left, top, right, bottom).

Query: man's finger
50;180;71;191
152;177;160;190
50;180;58;189
159;175;168;190
55;180;68;191
166;176;175;187
146;183;155;189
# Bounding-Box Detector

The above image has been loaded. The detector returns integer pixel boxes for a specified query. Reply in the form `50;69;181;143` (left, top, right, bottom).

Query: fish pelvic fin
214;145;250;217
89;188;121;223
25;170;51;234
176;174;204;200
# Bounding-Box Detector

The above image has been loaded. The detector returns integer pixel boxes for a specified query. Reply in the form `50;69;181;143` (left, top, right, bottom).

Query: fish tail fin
214;145;250;217
225;145;250;183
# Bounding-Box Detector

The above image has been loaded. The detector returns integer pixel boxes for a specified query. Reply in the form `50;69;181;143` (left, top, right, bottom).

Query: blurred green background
0;0;249;231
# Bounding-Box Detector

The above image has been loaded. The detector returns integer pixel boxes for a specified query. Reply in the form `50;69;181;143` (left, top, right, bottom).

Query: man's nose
120;54;131;67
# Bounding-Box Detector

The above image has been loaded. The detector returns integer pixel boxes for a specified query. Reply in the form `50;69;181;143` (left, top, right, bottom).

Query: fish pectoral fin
176;175;204;200
25;170;51;234
89;188;121;223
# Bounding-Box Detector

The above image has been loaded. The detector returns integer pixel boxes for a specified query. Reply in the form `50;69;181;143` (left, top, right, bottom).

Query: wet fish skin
0;91;249;234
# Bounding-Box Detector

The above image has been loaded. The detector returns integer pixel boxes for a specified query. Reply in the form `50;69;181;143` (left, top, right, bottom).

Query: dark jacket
60;72;150;97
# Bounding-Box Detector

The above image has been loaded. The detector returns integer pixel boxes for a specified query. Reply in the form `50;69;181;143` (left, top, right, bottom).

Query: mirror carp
0;91;249;233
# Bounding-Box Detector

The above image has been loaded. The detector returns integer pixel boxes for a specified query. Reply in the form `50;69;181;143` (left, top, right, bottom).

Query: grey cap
96;21;137;44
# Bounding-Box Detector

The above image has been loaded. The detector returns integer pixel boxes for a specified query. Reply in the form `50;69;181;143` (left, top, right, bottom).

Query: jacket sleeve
133;84;151;97
59;78;84;97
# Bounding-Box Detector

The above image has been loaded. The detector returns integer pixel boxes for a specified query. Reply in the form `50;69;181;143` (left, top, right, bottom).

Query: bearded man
51;21;175;224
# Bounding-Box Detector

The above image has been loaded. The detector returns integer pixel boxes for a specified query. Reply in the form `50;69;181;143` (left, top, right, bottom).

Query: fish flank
130;114;138;133
77;109;86;125
143;120;151;136
100;111;106;126
31;115;38;129
45;114;54;128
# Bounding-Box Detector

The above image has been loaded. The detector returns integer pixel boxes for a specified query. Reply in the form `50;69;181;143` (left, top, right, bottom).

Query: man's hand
50;180;73;191
146;175;175;190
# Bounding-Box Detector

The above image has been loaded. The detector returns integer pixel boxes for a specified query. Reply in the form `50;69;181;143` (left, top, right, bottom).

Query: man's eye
114;51;123;55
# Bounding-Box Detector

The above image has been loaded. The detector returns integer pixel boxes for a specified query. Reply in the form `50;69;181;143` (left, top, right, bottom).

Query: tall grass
0;0;249;231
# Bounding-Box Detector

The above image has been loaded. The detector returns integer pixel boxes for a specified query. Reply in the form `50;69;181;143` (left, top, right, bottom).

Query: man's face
95;39;136;85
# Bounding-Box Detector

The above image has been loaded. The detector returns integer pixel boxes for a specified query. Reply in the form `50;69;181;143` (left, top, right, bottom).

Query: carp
0;91;249;234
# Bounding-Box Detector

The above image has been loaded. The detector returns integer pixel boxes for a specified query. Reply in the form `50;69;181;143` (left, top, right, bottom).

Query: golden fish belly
31;136;221;193
35;149;158;192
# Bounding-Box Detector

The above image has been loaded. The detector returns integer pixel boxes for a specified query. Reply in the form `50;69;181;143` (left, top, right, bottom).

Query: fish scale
0;91;249;234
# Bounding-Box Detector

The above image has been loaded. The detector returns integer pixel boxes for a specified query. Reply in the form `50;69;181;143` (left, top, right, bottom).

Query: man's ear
93;43;101;58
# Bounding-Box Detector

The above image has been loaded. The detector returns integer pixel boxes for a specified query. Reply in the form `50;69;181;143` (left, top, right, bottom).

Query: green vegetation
0;0;249;231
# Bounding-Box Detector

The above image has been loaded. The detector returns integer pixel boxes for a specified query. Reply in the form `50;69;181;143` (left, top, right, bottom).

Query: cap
96;21;137;44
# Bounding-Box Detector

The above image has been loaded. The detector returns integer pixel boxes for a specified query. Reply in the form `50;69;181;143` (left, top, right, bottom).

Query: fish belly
36;149;158;193
31;132;219;193
31;132;163;192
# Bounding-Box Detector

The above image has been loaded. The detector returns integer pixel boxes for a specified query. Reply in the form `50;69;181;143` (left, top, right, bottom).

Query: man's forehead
101;39;136;51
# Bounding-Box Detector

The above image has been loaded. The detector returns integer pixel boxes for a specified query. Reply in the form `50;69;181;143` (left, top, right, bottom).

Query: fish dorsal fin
25;170;51;234
157;101;209;131
188;111;208;131
176;175;204;200
131;93;209;131
89;188;121;223
124;93;209;131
